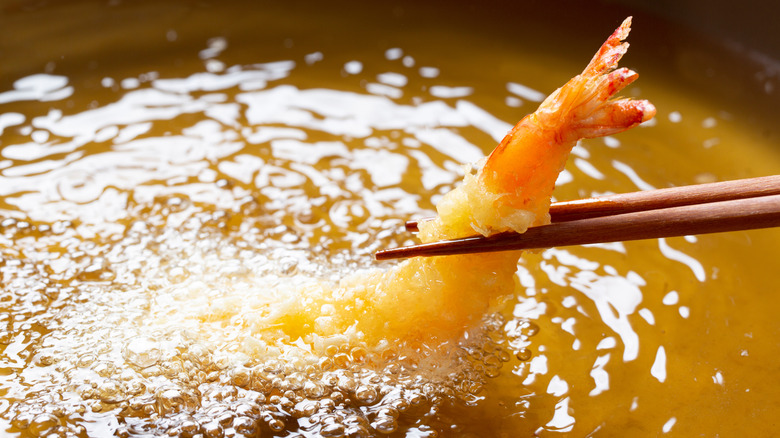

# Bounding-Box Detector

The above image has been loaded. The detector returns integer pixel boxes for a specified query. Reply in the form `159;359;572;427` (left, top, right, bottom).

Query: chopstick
376;175;780;260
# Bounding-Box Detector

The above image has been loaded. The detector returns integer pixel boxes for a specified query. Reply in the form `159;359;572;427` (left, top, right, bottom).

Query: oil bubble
230;366;252;387
179;416;201;436
350;346;367;362
516;348;533;361
232;416;257;435
268;417;286;432
123;337;162;368
235;402;260;417
485;366;501;378
355;385;378;404
372;415;398;434
98;380;127;403
483;354;502;368
337;375;357;393
296;400;319;417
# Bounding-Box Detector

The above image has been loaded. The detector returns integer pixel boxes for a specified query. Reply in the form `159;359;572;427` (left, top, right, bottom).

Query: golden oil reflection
510;239;710;434
1;18;774;437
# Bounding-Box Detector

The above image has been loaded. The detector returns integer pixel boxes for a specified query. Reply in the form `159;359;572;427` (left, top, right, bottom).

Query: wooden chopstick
405;175;780;232
376;175;780;260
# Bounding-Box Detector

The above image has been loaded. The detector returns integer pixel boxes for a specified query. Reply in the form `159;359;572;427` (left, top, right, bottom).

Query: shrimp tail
583;16;633;77
537;16;656;141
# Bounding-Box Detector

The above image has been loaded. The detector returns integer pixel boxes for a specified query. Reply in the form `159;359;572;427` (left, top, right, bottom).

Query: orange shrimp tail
583;16;633;77
571;16;656;137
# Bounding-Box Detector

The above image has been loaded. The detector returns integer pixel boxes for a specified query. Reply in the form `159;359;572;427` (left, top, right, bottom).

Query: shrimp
235;18;656;345
419;16;656;242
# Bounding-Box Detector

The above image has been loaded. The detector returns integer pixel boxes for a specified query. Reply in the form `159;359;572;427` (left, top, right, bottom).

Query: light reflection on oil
1;2;780;437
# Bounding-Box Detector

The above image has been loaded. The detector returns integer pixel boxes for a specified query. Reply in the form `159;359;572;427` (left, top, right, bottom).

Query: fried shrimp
362;17;656;341
211;17;655;344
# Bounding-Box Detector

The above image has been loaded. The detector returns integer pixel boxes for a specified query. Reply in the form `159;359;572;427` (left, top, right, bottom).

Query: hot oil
1;1;780;437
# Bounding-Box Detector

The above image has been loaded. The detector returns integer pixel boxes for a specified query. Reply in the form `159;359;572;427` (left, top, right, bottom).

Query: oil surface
1;1;780;437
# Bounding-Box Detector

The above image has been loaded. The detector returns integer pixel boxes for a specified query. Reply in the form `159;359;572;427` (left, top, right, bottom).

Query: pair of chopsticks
375;175;780;260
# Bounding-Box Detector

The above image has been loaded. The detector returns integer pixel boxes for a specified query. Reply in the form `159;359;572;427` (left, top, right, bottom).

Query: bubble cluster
0;191;530;438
